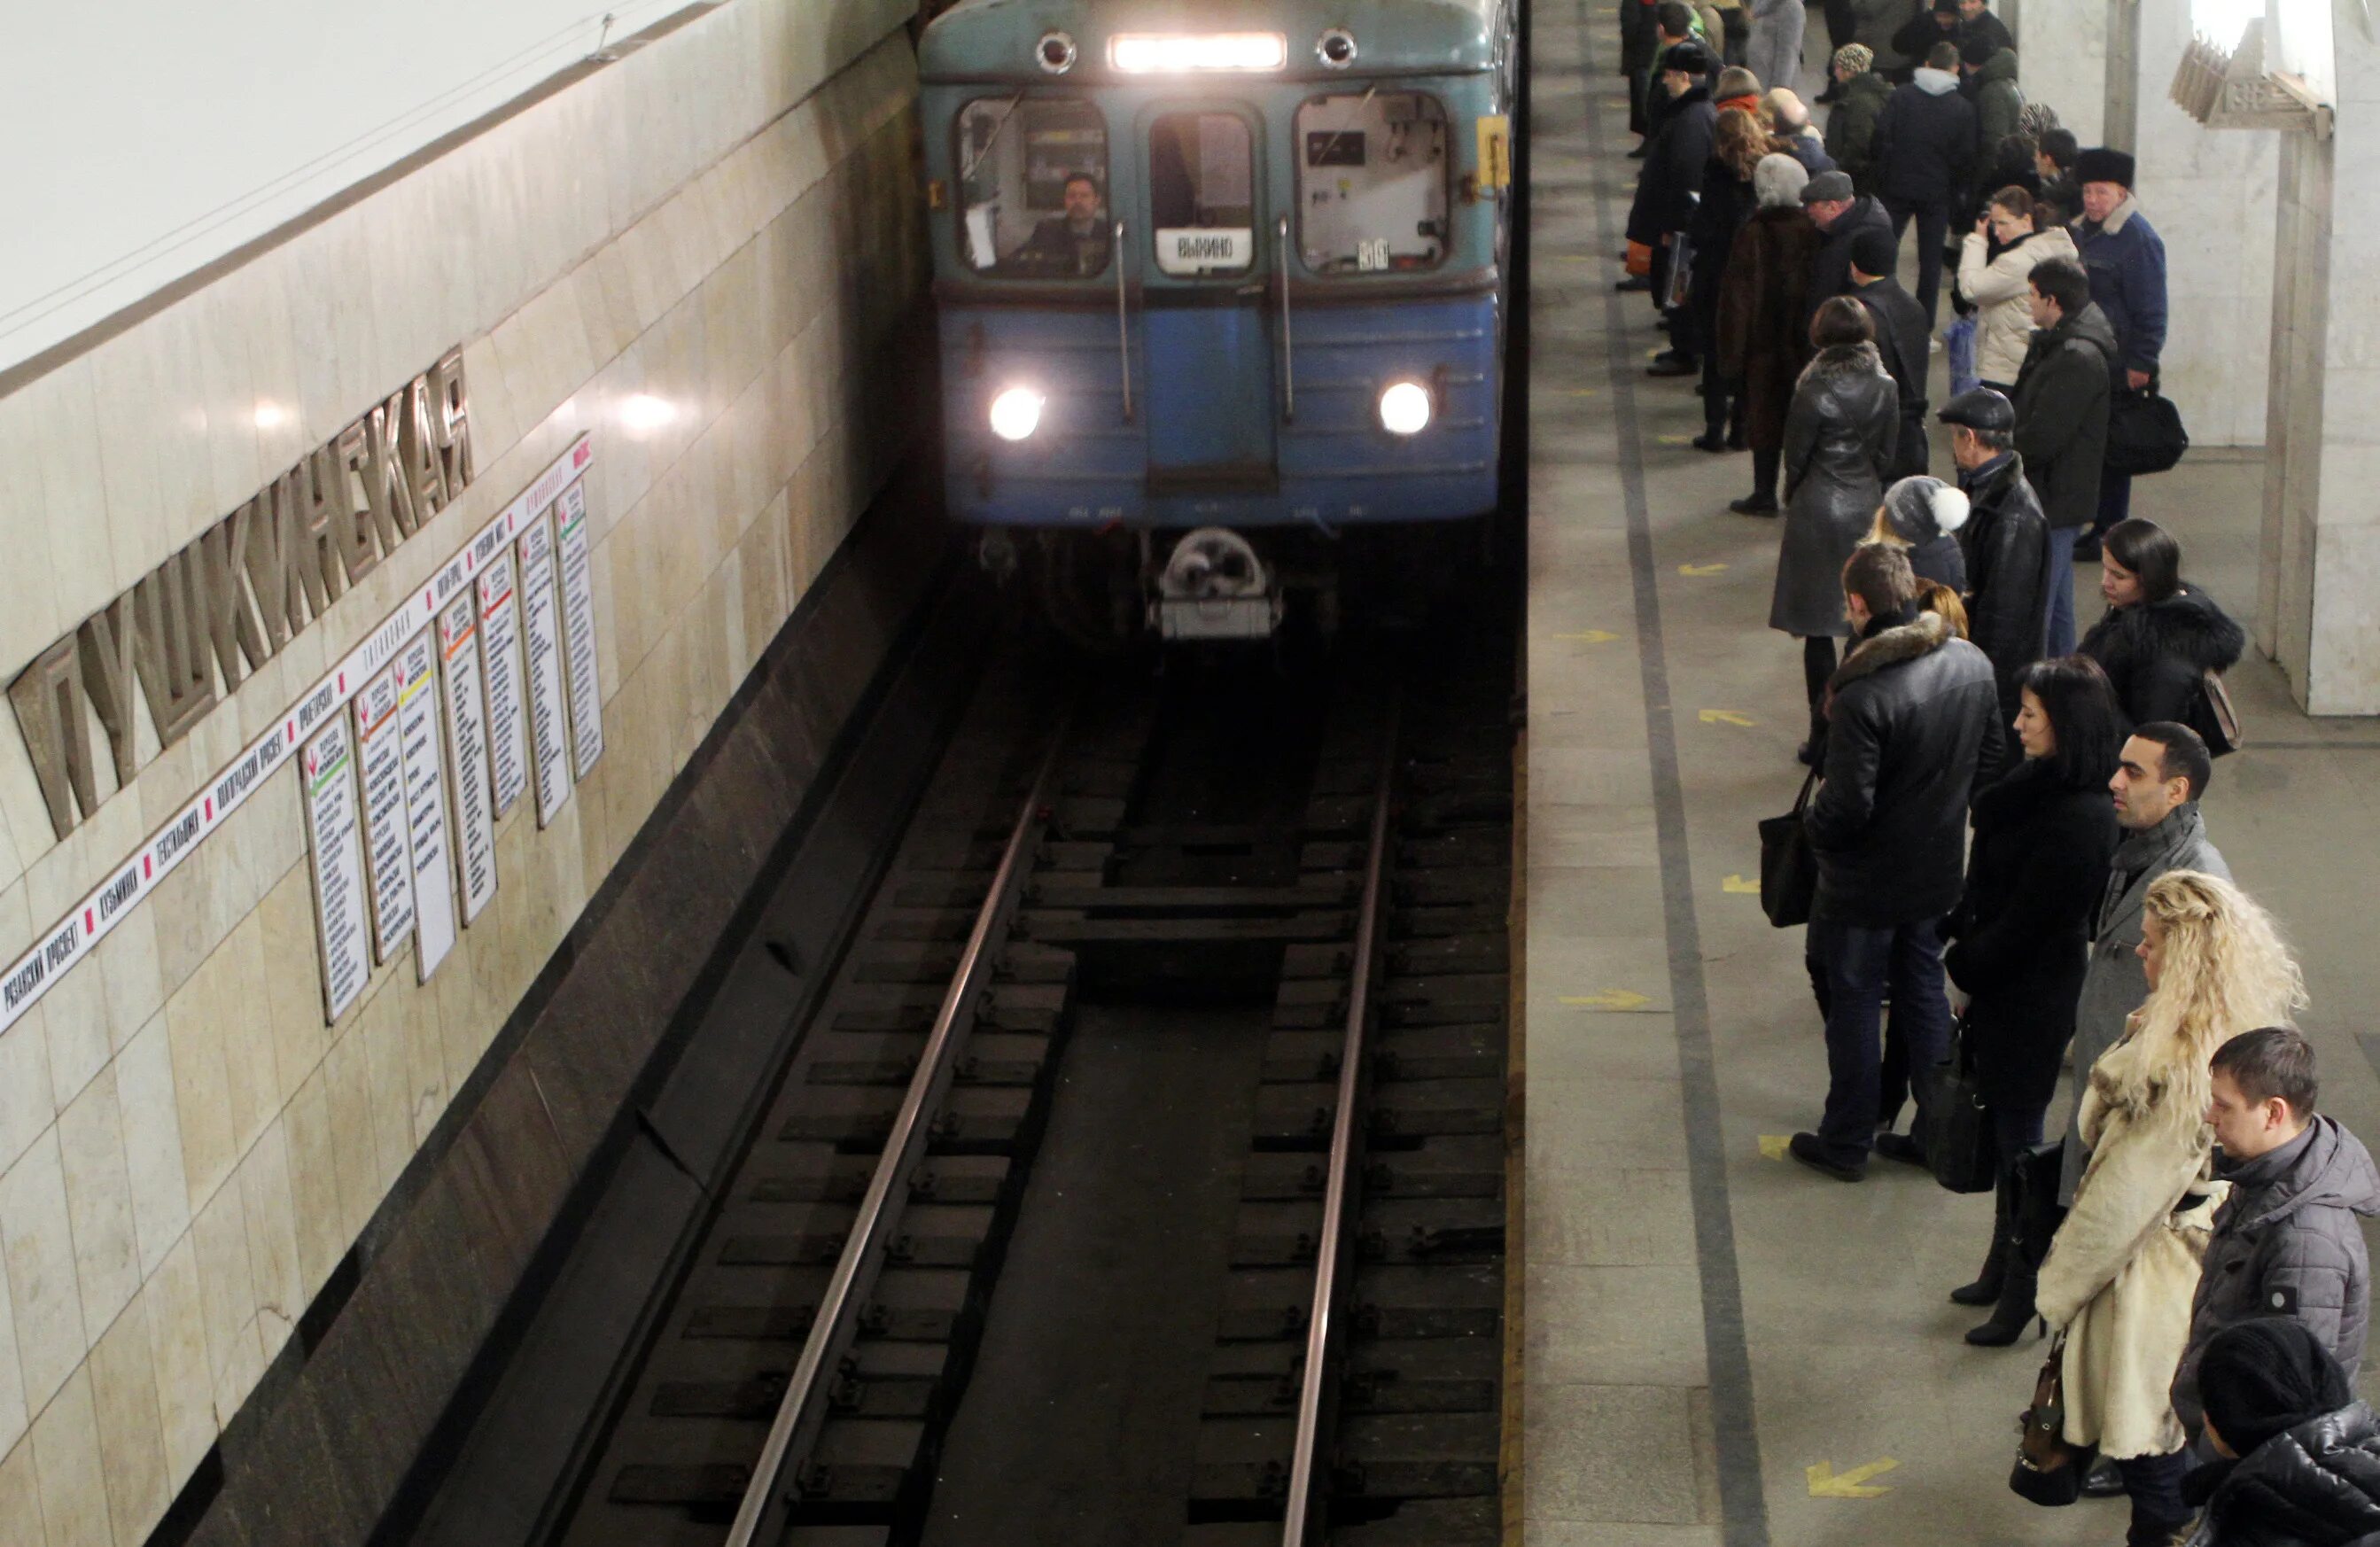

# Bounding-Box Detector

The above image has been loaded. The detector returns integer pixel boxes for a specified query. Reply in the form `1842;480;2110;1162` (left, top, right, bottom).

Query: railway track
522;642;1511;1547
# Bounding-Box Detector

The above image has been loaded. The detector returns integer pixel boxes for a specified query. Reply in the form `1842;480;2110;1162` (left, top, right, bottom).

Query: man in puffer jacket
1872;41;1977;323
1964;43;2023;159
2172;1028;2380;1440
1823;46;1893;191
2177;1320;2380;1547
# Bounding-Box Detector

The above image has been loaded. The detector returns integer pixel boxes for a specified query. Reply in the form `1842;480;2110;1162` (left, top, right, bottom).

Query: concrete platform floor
1519;8;2380;1545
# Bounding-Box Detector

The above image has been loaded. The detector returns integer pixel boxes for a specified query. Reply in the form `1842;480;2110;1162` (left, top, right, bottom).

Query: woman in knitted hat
1867;475;1969;591
2038;871;2307;1546
2177;1318;2380;1546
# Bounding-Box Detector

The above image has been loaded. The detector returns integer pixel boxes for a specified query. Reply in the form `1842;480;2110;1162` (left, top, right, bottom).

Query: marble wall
2013;0;2110;143
0;0;924;1539
2263;0;2380;712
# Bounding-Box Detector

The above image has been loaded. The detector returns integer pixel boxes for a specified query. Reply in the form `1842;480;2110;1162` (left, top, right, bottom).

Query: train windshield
1147;112;1256;276
956;97;1110;277
1295;92;1450;274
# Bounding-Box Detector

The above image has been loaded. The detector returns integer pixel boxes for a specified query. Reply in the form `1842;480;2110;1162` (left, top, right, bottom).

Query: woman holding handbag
2079;517;2247;736
2034;870;2306;1547
1940;656;2123;1346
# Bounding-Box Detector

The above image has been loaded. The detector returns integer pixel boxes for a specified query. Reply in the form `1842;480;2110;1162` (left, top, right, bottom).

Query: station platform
1517;9;2380;1545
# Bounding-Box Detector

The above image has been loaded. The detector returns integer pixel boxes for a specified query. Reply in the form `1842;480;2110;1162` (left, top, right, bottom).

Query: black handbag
2104;384;2189;477
2010;1333;2097;1506
1921;1018;1997;1193
1756;771;1818;929
2008;1139;2066;1271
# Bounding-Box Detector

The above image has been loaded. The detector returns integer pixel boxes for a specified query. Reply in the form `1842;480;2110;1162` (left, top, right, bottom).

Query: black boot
1952;1168;2016;1304
1964;1240;2037;1346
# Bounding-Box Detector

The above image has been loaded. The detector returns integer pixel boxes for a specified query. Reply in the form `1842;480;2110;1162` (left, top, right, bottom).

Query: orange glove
1626;240;1653;277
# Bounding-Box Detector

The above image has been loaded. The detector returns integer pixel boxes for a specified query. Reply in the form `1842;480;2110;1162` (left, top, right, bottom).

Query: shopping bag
1756;771;1818;928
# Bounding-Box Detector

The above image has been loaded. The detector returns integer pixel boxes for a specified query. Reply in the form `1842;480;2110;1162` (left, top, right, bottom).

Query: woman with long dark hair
2078;518;2246;730
1938;656;2124;1345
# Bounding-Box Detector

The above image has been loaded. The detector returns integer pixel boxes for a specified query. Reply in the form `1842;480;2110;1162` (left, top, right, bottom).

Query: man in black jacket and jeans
1848;225;1933;477
2011;255;2119;655
1872;40;1976;323
1938;387;2048;766
1628;41;1721;374
1792;544;2003;1181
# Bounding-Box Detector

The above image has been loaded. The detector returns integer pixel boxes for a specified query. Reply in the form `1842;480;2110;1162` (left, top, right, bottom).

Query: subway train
916;0;1520;641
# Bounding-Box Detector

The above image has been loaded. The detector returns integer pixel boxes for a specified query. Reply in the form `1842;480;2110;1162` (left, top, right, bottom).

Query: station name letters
8;351;474;842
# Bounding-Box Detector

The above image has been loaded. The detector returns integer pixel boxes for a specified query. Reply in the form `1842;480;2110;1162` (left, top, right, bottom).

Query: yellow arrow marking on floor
1807;1458;1899;1498
1653;433;1694;446
1558;990;1653;1012
1553;629;1620;643
1722;875;1761;893
1565;387;1600;397
1758;1134;1791;1160
1677;562;1727;576
1699;710;1755;727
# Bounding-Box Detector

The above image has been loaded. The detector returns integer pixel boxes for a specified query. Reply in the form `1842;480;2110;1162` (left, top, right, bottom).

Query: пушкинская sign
8;348;472;842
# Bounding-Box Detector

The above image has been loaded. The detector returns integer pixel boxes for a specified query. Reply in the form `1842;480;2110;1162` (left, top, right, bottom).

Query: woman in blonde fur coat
2036;870;2306;1546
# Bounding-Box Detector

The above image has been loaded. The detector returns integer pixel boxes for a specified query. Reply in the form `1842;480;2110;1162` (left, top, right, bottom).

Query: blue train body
919;0;1516;554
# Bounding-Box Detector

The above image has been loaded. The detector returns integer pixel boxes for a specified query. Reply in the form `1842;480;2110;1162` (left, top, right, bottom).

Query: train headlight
1378;380;1433;436
1108;32;1288;72
990;387;1046;442
1317;28;1358;67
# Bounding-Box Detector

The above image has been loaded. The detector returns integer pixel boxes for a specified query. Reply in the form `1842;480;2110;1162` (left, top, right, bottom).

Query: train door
1136;105;1279;491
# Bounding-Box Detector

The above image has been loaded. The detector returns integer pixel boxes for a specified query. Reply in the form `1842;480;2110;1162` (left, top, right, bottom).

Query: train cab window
956;97;1109;277
1147;113;1256;276
1295;93;1450;274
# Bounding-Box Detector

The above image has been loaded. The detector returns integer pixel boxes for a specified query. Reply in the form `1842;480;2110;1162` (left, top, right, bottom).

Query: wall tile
113;1014;190;1280
257;867;327;1107
0;1436;43;1547
85;1294;168;1547
0;1012;51;1181
0;1240;23;1458
28;1366;108;1547
140;1233;213;1486
213;914;280;1163
319;1024;379;1247
236;1121;302;1362
163;964;235;1215
0;391;62;685
279;1069;344;1299
188;1171;262;1421
24;360;121;634
0;1131;89;1415
54;1066;141;1342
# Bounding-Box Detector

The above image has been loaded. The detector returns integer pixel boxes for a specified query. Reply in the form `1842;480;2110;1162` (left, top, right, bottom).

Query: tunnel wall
0;1;924;1541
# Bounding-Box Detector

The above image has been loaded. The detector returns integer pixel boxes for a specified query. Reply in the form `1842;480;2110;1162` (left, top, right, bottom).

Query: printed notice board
352;665;415;965
395;633;457;983
477;547;530;820
300;719;371;1024
554;482;604;780
437;592;498;925
516;512;573;828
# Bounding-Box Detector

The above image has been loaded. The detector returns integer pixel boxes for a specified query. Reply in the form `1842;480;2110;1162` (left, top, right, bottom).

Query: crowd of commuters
1613;10;2374;1544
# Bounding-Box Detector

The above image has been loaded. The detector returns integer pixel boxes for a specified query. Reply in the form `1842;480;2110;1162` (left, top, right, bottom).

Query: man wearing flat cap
1939;386;2048;757
2071;147;2167;561
1801;167;1894;324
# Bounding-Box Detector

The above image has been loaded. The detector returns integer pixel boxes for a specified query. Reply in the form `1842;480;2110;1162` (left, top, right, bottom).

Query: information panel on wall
477;546;530;821
555;483;605;780
517;511;574;828
395;632;457;983
437;593;498;925
353;665;416;965
0;432;599;1039
300;719;371;1023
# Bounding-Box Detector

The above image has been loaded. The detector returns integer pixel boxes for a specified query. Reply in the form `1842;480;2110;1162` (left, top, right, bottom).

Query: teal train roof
919;0;1505;81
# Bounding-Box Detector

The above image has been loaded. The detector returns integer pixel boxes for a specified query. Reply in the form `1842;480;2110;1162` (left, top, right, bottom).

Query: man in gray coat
2059;720;2228;1203
2172;1028;2380;1436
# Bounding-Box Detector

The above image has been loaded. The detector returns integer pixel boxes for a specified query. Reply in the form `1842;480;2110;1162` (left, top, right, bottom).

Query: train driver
1015;173;1107;276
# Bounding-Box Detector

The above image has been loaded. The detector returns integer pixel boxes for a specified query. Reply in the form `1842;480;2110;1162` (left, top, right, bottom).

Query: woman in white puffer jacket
1956;186;2078;390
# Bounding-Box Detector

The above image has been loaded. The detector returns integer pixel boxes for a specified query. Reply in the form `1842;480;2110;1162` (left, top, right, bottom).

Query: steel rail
723;722;1070;1547
1281;706;1400;1547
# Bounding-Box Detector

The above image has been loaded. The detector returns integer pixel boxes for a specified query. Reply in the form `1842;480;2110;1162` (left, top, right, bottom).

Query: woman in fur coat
2037;869;2306;1547
2080;517;2248;734
1716;152;1823;512
1771;297;1899;751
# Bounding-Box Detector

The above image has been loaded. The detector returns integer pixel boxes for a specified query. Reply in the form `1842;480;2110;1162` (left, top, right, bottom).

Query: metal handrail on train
723;726;1070;1547
1277;215;1297;424
1281;710;1399;1547
1115;220;1135;423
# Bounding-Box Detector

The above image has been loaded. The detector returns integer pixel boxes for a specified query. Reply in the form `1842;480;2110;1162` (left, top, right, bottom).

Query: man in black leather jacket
1789;544;2003;1181
1938;388;2047;764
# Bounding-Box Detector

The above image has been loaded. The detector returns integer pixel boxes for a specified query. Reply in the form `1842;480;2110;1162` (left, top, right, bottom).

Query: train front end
919;0;1513;640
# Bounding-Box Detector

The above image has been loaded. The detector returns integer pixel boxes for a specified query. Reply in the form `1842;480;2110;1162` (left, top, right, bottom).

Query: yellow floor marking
1807;1458;1900;1498
1677;562;1726;576
1722;875;1760;893
1557;989;1652;1011
1552;629;1619;643
1698;710;1754;727
1758;1134;1791;1160
1565;387;1599;397
1653;433;1693;446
